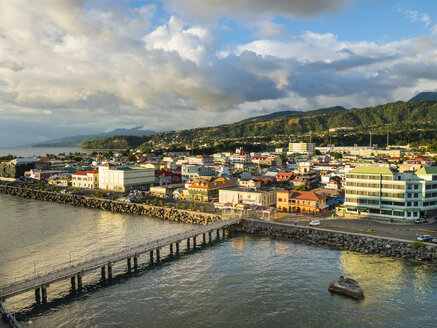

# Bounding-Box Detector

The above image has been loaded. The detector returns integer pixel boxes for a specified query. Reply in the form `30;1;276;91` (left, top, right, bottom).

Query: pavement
271;215;437;241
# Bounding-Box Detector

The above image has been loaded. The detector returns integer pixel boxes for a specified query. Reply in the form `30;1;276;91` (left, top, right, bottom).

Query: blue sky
0;0;437;146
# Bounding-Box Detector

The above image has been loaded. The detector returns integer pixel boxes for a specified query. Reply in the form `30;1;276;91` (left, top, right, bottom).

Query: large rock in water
328;276;364;300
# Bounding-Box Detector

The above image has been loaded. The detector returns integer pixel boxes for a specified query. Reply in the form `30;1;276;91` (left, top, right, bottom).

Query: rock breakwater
0;185;221;225
232;219;437;263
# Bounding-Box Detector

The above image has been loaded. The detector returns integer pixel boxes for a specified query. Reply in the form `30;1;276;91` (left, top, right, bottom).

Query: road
273;216;437;241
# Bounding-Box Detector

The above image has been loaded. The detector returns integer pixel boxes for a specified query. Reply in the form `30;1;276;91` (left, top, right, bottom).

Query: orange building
277;190;327;214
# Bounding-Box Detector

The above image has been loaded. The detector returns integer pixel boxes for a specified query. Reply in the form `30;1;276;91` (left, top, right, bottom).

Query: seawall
232;218;437;264
0;185;221;225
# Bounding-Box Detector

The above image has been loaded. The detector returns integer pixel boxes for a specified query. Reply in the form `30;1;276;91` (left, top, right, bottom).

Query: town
1;142;437;236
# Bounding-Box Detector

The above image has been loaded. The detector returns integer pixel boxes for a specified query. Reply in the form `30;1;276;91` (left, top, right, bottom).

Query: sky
1;0;437;146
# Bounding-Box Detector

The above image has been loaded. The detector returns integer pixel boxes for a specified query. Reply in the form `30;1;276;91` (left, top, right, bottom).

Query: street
272;216;437;241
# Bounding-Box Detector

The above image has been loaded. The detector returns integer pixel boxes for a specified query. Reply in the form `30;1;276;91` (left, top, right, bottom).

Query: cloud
162;0;348;19
403;9;432;28
1;0;437;146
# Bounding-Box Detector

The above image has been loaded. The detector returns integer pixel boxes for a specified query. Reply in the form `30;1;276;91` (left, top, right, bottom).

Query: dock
0;302;21;328
0;219;240;304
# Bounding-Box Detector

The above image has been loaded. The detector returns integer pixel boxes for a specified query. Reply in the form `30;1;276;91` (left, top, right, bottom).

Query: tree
332;152;343;159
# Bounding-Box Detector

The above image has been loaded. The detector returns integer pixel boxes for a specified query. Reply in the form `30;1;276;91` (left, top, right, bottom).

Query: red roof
278;190;326;201
73;169;98;176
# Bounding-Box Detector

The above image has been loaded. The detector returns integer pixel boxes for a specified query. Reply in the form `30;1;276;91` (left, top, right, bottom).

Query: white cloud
404;9;432;28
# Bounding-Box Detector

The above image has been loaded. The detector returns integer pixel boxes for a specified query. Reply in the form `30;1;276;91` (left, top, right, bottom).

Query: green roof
415;166;437;175
349;166;394;175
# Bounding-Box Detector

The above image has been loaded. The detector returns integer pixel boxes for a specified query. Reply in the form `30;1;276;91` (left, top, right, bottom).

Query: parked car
309;220;321;226
431;238;437;244
414;218;428;224
417;235;432;242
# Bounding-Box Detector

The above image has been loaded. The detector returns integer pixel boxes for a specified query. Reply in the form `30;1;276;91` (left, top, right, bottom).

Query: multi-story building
219;187;277;206
72;170;99;189
277;190;327;214
289;142;315;155
0;158;37;181
341;166;437;221
185;177;235;202
187;155;214;166
98;164;155;192
181;165;215;182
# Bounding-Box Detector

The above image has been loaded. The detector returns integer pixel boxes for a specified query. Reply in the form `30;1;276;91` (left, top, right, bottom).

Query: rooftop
349;166;394;175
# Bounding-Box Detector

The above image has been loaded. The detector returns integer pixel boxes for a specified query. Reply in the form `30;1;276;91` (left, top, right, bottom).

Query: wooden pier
0;219;240;304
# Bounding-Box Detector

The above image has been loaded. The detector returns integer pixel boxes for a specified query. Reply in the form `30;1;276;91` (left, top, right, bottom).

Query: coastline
232;218;437;264
0;185;221;225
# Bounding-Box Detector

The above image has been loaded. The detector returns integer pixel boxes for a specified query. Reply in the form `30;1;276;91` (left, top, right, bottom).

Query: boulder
328;276;364;300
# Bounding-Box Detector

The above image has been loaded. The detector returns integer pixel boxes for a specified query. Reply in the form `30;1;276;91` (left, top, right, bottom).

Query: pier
0;302;21;328
0;219;240;304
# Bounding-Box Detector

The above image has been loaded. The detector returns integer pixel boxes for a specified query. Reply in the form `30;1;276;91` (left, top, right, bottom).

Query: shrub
412;241;425;248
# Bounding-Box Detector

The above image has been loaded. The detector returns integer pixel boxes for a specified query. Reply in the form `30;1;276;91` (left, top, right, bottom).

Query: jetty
0;219;240;304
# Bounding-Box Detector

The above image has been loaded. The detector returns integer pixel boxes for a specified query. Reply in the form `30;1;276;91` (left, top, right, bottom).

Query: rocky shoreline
231;219;437;264
0;185;221;225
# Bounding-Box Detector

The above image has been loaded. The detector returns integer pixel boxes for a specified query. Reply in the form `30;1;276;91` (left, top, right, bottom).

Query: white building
98;164;155;192
72;170;99;189
219;187;277;206
341;166;437;221
289;142;315;155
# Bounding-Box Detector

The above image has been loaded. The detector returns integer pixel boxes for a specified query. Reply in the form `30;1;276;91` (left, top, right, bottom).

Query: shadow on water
13;239;225;322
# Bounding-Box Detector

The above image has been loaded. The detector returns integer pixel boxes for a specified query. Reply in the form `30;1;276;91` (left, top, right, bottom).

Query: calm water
0;194;436;327
0;147;85;157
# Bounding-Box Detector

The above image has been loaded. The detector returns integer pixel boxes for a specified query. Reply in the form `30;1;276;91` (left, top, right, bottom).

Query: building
289;142;315;155
275;172;294;183
185;177;235;202
340;166;437;221
277;190;327;214
181;165;215;182
98;164;155;192
187;155;214;166
72;170;99;189
237;178;262;190
0;158;37;181
219;187;277;206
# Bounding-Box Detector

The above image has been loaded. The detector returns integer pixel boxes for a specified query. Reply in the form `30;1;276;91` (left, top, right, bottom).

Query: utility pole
369;131;372;148
387;131;389;148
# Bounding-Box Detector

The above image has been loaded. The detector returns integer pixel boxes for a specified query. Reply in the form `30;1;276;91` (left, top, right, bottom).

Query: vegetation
81;100;437;150
412;241;426;248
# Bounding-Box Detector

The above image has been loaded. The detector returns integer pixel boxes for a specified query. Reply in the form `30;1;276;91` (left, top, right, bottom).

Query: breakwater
0;185;221;225
233;219;437;263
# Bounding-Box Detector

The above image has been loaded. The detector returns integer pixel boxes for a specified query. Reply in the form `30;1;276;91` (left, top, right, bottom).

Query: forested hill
81;100;437;149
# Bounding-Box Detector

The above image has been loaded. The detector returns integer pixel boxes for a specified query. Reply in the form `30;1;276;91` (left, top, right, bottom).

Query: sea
0;194;436;327
0;147;87;157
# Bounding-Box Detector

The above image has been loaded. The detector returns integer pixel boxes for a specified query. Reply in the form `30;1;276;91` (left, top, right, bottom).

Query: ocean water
0;194;436;327
0;147;85;157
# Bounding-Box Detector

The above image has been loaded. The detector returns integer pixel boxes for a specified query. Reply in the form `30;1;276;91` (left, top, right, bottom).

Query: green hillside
81;100;437;150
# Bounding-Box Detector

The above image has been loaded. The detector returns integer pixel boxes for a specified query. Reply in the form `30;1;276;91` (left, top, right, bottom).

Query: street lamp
368;217;371;232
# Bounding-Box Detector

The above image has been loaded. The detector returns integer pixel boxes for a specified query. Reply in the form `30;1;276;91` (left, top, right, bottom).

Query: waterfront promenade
0;219;240;303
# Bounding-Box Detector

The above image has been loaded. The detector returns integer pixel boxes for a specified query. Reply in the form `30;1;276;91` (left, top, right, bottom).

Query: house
275;172;294;183
277;190;327;214
218;187;277;206
71;170;99;188
237;178;262;190
184;177;235;202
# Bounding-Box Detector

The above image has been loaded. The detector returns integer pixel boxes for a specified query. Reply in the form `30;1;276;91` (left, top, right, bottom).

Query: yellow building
277;190;327;214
